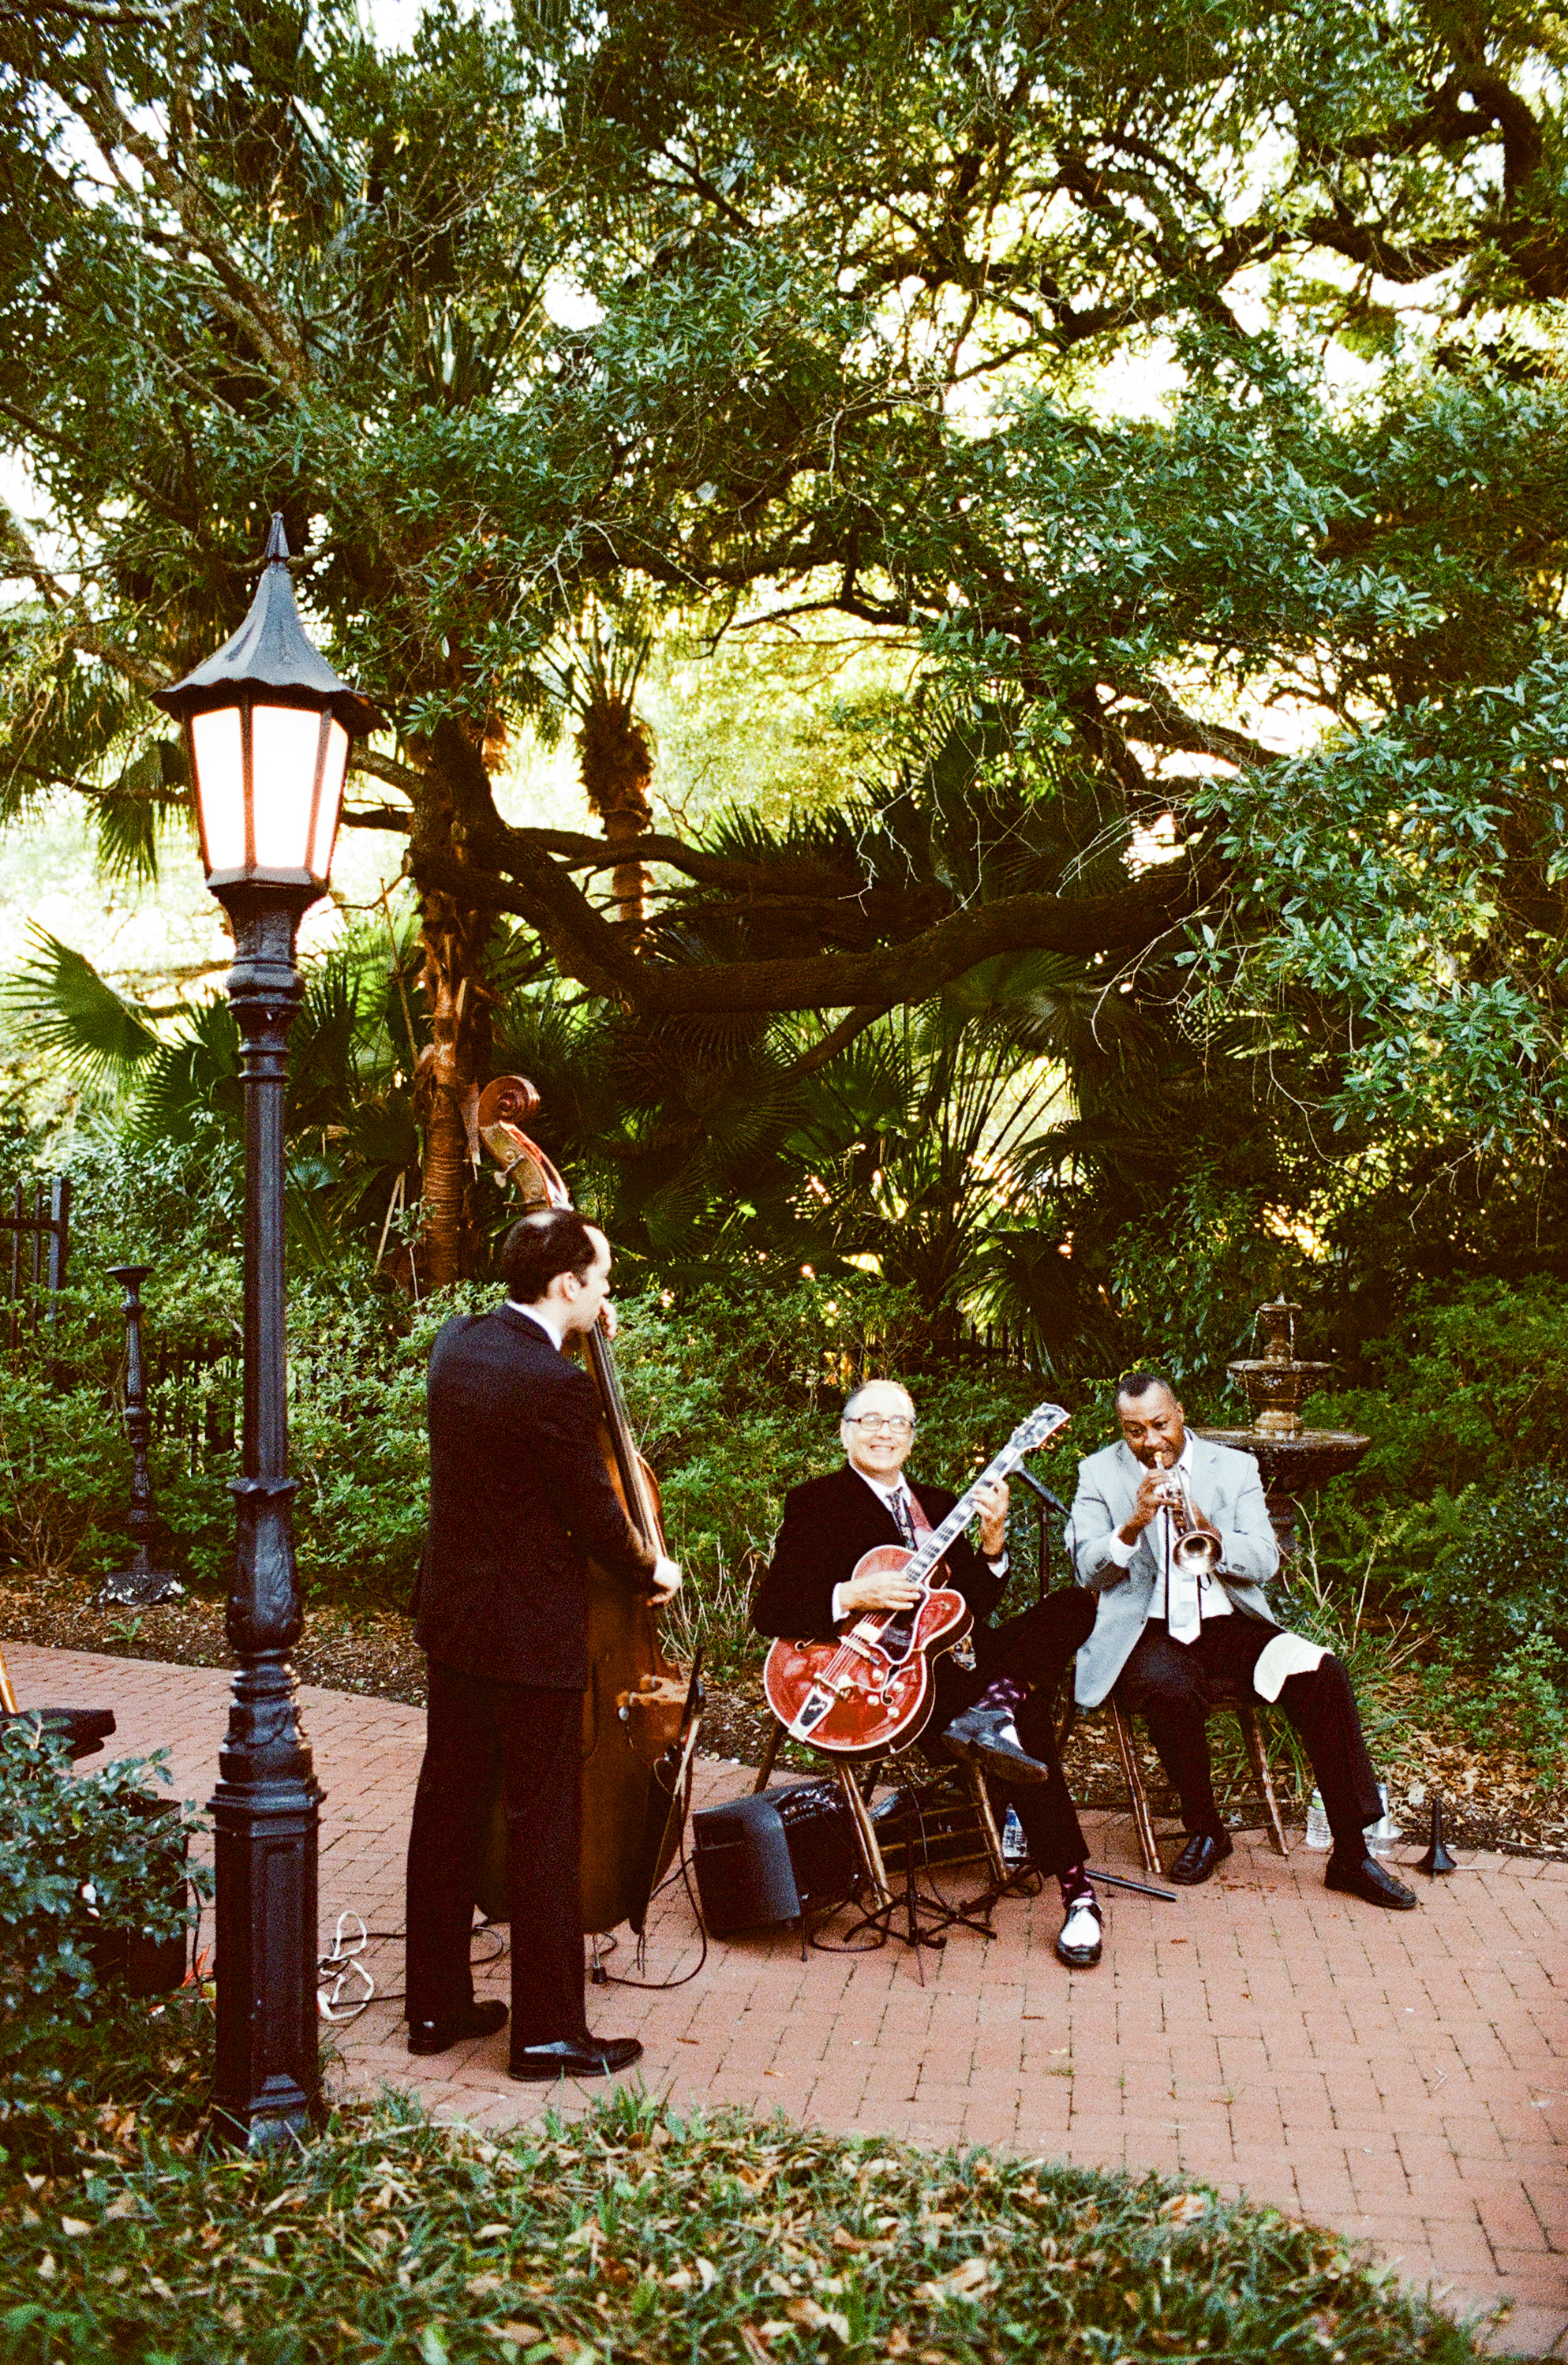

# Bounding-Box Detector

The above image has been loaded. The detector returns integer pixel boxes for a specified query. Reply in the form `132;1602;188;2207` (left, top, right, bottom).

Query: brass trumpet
1154;1454;1222;1579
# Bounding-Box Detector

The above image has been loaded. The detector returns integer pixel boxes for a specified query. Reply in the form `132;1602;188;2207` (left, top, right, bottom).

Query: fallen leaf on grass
917;2258;990;2303
787;2296;851;2342
1160;2194;1208;2227
494;2324;543;2348
738;2328;773;2365
59;2217;92;2237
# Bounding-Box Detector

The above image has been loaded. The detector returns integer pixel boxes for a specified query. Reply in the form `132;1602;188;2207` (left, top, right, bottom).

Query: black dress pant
1113;1618;1383;1852
930;1585;1097;1877
405;1658;588;2047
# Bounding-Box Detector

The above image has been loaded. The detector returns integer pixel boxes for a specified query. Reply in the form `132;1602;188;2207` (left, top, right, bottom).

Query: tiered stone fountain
1196;1296;1370;1552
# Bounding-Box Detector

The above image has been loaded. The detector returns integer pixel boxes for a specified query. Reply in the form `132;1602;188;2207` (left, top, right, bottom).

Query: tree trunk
408;727;501;1291
413;889;496;1290
578;691;653;929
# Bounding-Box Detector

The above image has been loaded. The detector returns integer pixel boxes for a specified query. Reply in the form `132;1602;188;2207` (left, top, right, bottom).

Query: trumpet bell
1171;1529;1222;1578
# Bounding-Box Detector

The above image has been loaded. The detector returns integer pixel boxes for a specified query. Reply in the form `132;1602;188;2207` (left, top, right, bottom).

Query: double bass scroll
474;1075;698;1938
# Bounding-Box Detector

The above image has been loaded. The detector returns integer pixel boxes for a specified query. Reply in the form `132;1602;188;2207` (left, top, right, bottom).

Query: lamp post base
208;1652;323;2149
100;1562;185;1607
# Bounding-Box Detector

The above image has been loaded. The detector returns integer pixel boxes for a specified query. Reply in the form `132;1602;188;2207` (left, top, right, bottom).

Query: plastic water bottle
1304;1788;1332;1849
1363;1783;1401;1858
1001;1806;1027;1865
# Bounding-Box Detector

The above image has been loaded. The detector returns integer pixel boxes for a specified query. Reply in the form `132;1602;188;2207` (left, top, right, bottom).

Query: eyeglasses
843;1415;915;1438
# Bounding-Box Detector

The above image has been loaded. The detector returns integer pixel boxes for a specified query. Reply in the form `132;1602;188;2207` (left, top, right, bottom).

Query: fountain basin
1193;1428;1371;1496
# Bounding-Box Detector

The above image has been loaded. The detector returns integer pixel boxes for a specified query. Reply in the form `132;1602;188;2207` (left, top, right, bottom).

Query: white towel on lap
1252;1630;1327;1701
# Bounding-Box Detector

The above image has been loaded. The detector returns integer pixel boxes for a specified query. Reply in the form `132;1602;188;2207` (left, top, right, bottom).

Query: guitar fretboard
902;1403;1068;1584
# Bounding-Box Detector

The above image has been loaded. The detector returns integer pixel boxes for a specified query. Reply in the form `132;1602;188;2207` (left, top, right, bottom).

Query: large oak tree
3;0;1567;1281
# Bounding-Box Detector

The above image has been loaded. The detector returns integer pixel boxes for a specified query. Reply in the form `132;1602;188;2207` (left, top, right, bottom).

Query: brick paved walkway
11;1644;1566;2357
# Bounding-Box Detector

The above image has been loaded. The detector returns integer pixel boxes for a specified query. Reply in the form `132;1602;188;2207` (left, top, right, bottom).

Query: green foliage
0;1724;208;2127
1;908;433;1264
1308;1279;1568;1504
0;1370;132;1581
0;926;163;1094
1418;1471;1568;1667
0;2088;1480;2365
1288;1282;1568;1778
1439;1636;1568;1791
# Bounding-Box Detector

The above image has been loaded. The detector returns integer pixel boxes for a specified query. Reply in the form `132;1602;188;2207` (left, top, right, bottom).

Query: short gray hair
841;1380;915;1425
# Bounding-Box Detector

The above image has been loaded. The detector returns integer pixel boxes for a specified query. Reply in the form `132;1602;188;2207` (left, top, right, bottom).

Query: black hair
502;1210;601;1304
1116;1367;1176;1404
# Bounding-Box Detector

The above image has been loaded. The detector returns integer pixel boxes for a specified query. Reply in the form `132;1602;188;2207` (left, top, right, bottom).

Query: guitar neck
906;1440;1028;1582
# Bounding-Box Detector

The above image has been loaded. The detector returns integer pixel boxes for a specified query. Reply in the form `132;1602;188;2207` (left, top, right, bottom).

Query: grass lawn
0;2013;1482;2365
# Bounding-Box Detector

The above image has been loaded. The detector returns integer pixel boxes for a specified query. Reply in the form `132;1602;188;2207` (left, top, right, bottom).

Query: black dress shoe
1323;1852;1418;1910
1169;1830;1233;1885
941;1705;1050;1785
508;2034;643;2082
407;2000;508;2056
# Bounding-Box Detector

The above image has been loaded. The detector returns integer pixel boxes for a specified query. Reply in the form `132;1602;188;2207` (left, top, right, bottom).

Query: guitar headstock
1008;1401;1072;1458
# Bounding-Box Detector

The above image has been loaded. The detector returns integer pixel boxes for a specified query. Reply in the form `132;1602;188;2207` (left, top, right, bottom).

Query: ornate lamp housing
155;515;382;900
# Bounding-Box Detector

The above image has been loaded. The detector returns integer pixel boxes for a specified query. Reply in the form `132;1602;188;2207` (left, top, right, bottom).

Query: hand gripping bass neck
762;1403;1071;1761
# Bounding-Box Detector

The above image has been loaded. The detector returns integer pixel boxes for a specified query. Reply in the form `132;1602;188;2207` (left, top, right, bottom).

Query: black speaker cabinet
692;1781;859;1937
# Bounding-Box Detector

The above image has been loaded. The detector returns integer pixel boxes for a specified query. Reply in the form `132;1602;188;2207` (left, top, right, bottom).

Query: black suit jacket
751;1463;1005;1645
415;1305;656;1688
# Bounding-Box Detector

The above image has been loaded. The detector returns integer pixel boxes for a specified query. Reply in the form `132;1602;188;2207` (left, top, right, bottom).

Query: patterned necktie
890;1487;916;1549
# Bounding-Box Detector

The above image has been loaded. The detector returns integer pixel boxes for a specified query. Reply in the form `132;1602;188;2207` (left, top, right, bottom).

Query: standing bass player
752;1379;1103;1970
405;1208;683;2078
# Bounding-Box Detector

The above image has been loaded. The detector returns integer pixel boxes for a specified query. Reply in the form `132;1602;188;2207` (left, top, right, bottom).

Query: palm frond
0;923;167;1090
701;797;873;871
92;739;193;887
130;1000;242;1144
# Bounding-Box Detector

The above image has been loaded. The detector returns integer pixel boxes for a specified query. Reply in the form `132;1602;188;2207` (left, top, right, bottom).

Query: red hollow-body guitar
762;1402;1071;1761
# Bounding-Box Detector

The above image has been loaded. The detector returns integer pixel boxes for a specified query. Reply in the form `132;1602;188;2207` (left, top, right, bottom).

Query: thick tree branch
349;747;426;800
411;847;1205;1015
340;803;414;833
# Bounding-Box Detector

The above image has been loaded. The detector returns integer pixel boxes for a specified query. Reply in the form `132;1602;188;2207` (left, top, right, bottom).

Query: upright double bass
474;1075;701;1938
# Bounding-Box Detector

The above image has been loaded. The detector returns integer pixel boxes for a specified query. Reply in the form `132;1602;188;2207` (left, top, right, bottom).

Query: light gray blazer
1065;1435;1280;1707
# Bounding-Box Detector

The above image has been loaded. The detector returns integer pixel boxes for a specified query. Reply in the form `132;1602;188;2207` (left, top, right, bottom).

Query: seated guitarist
752;1379;1102;1970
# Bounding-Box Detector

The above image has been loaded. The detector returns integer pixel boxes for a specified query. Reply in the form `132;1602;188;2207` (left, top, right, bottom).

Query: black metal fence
1;1174;70;1374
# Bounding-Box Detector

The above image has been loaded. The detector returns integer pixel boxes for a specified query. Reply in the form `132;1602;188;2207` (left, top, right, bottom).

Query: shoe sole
1056;1945;1102;1968
507;2057;638;2082
969;1738;1051;1785
407;2020;507;2056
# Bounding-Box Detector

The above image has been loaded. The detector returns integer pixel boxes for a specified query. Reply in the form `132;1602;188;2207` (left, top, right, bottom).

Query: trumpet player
1066;1371;1416;1910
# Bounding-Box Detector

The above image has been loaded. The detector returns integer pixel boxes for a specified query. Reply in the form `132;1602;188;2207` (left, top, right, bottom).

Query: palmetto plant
2;919;426;1267
530;608;657;929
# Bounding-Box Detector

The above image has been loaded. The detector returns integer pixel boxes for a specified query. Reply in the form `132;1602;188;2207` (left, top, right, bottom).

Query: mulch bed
4;1568;1563;1859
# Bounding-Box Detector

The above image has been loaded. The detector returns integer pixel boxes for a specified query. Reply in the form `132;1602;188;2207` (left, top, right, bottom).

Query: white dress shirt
832;1469;1006;1623
508;1299;679;1596
1102;1435;1231;1644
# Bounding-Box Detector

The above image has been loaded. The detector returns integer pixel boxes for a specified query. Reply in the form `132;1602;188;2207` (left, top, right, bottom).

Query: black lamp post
155;515;382;2146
